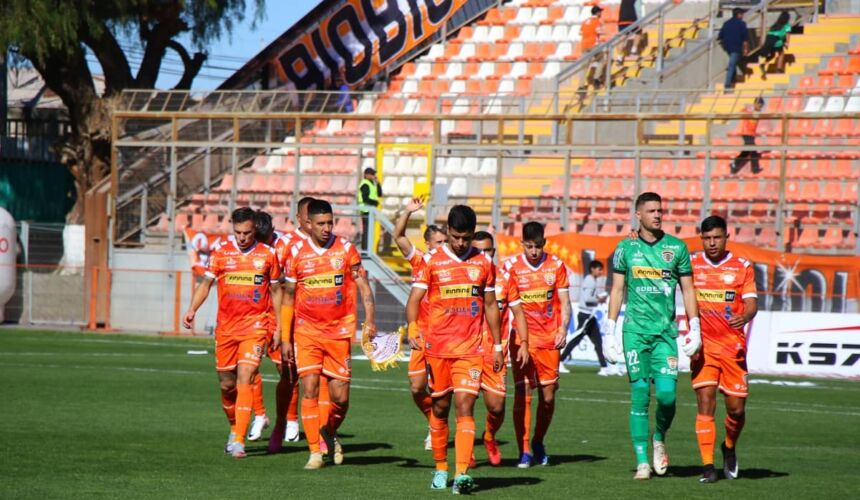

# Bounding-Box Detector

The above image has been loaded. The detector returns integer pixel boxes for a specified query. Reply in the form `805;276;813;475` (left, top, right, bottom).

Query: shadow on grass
344;455;422;467
342;442;393;453
666;465;789;480
497;454;607;467
477;476;543;492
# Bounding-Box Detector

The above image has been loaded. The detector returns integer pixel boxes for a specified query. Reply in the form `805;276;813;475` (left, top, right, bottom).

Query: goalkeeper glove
602;319;624;364
682;317;702;357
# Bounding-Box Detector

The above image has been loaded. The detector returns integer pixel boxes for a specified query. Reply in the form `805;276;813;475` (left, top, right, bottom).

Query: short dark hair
473;231;494;243
733;7;745;17
423;224;447;241
635;191;662;209
591;6;603;15
254;210;274;241
700;215;728;234
522;221;545;242
297;196;315;213
231;206;255;224
307;199;333;216
589;260;604;271
447;205;477;233
754;96;765;107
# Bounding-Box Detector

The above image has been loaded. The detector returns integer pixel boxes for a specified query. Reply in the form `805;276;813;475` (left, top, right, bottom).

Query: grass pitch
1;329;857;499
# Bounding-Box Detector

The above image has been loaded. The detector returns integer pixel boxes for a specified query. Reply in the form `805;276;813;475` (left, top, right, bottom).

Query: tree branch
80;19;134;95
166;40;207;90
135;4;185;88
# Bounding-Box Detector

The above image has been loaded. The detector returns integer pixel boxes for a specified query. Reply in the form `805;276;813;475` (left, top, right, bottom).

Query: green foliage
0;329;857;498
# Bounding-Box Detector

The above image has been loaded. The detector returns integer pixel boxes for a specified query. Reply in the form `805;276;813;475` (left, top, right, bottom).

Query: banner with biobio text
274;0;468;90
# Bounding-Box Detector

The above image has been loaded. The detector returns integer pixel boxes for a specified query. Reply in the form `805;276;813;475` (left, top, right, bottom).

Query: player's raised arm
353;263;377;339
183;277;214;329
406;286;427;350
394;197;424;257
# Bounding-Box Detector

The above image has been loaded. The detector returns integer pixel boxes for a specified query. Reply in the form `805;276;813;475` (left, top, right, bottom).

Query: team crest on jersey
469;368;480;381
667;356;678;369
254;344;263;357
330;257;344;269
543;272;556;286
253;258;265;270
661;249;675;263
722;273;735;284
467;267;480;281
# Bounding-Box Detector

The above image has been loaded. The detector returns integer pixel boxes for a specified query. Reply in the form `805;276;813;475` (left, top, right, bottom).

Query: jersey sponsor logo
437;269;453;282
224;273;265;286
635;285;665;295
520;288;552;303
696;289;736;302
304;274;345;288
632;266;663;279
466;267;480;281
440;284;481;299
661;249;675;263
776;342;860;367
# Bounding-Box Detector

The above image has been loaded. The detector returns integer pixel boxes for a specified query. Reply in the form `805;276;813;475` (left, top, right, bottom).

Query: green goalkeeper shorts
622;331;679;383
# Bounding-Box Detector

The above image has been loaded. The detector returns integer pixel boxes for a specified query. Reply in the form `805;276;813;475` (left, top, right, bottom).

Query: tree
0;0;264;222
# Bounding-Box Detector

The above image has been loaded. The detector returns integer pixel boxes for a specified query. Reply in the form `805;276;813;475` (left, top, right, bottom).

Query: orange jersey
482;269;520;360
205;240;282;338
413;246;496;358
504;254;570;349
581;17;602;50
740;117;759;136
286;235;362;340
407;247;432;334
691;252;757;353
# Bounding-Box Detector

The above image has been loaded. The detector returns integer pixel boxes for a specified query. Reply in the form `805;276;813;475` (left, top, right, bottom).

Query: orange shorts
426;355;482;397
295;332;352;381
215;334;268;372
691;346;749;398
480;357;507;397
408;347;427;377
510;344;559;387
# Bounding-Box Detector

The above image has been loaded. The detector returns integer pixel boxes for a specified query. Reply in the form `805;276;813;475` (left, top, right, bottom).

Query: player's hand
683;317;702;357
602;319;623;363
363;321;378;341
271;331;282;352
554;327;567;349
727;314;746;329
493;351;504;373
182;309;196;329
408;322;422;350
281;341;295;365
405;196;425;213
515;342;530;368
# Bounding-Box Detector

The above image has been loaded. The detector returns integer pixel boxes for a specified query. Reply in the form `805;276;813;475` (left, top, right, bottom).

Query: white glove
682;317;702;357
602;319;624;364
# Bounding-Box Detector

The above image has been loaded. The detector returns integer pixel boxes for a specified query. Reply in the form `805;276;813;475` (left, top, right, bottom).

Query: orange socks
724;414;745;449
485;411;504;441
221;388;237;429
695;414;716;465
327;401;349;434
455;416;476;475
287;379;299;421
413;392;433;420
513;386;533;454
234;383;253;445
251;372;266;417
429;413;449;469
319;377;331;430
533;397;555;443
301;398;321;453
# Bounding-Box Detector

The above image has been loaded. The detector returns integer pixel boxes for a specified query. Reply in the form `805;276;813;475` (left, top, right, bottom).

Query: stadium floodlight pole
701;118;713;221
774;116;789;253
656;9;665;73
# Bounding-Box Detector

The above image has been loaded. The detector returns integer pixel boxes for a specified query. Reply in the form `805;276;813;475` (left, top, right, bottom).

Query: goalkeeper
602;192;700;480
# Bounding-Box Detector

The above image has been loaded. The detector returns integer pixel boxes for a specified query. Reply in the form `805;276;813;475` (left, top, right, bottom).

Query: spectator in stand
732;97;765;175
718;8;750;92
560;260;614;376
618;0;643;58
336;79;354;113
758;12;792;79
357;167;383;250
582;6;606;87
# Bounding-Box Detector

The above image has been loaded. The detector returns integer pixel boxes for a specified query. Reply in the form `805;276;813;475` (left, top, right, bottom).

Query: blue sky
87;0;320;90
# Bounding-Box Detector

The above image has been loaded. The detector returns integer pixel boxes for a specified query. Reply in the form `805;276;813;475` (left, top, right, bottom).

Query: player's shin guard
318;377;331;430
251;372;266;417
629;379;651;465
221;388;237;429
413;392;433;420
429;413;449;470
724;414;745;449
485;410;504;441
695;415;716;465
326;401;348;434
513;384;532;454
455;416;476;475
234;383;253;445
301;398;321;453
653;377;677;442
533;395;555;443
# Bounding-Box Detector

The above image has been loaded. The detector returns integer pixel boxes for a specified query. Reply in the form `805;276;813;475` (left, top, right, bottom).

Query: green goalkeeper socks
653;377;677;442
629;379;650;464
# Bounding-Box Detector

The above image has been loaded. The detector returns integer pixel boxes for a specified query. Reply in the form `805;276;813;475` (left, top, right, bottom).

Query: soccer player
182;207;283;459
603;191;702;480
407;205;503;494
393;196;448;450
472;232;529;467
504;222;570;468
690;215;757;483
280;199;377;469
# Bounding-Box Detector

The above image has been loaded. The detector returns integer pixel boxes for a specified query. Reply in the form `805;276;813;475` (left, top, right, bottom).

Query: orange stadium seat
820;56;846;75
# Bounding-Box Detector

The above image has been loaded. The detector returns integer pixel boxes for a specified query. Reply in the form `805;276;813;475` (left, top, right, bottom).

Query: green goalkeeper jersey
612;232;692;337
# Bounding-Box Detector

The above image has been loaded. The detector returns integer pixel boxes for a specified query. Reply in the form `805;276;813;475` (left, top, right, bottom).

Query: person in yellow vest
357;167;383;250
